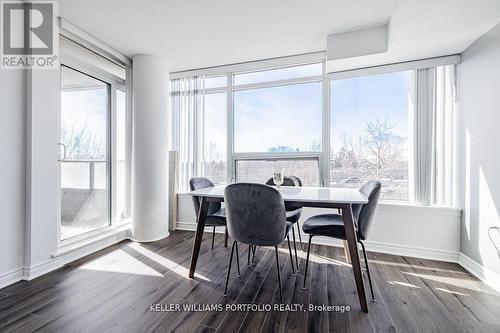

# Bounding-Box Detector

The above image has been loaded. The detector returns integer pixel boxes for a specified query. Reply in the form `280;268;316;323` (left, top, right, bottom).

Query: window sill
377;201;462;216
55;223;131;258
176;192;462;217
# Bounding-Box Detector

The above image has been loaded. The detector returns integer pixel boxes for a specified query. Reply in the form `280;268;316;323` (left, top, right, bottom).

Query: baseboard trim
23;259;63;280
458;253;500;293
365;240;459;262
23;227;130;281
0;267;24;289
175;221;459;262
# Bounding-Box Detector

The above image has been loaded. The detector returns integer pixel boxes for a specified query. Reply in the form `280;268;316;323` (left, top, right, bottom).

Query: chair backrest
353;181;382;240
224;183;287;246
265;175;303;211
189;177;221;216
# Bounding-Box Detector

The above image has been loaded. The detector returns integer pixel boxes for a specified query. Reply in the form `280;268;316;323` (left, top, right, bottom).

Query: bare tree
364;118;405;178
332;133;363;169
61;121;105;160
205;141;221;162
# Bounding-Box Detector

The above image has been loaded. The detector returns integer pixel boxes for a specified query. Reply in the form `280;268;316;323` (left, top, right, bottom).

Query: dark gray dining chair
189;177;228;250
265;176;302;269
301;181;381;301
223;183;295;302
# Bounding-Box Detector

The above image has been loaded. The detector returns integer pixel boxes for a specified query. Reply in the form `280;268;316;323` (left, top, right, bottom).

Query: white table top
188;184;368;204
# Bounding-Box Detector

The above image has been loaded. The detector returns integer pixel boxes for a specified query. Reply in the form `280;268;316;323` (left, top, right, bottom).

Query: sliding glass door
59;65;110;240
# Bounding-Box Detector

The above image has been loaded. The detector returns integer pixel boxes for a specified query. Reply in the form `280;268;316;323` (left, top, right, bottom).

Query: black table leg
189;196;209;278
342;203;368;312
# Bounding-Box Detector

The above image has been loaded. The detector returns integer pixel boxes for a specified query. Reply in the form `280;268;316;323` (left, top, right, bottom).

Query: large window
330;71;412;201
171;55;457;206
59;36;130;241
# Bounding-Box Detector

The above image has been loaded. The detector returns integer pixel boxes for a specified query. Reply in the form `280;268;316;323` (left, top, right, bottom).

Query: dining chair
301;180;381;301
265;176;302;269
223;183;296;302
189;177;228;250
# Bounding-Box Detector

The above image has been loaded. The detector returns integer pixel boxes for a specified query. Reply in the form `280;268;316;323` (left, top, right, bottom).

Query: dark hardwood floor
1;230;500;333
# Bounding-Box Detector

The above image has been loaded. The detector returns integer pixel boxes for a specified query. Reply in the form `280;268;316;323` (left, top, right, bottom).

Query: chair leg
251;246;256;265
360;241;375;301
224;240;236;296
224;227;228;248
291;226;299;271
296;220;303;247
247;244;251;266
211;226;216;250
235;241;241;277
302;234;313;290
287;236;296;275
274;245;283;303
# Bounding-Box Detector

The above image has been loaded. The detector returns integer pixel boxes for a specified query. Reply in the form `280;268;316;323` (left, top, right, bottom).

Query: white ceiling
58;0;500;72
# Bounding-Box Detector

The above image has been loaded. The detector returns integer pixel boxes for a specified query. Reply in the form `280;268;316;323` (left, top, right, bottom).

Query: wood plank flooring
1;230;500;333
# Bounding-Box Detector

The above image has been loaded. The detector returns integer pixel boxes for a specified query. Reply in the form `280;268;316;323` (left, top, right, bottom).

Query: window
330;71;412;201
236;159;320;186
60;66;110;240
59;36;130;241
171;55;457;206
234;82;322;153
204;76;227;89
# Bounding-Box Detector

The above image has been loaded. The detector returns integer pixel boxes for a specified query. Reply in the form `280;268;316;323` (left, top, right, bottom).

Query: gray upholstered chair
301;181;382;300
265;176;303;269
223;183;296;302
189;177;228;250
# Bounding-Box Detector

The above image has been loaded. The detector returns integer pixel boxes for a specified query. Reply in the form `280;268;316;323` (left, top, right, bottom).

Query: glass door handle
57;142;67;161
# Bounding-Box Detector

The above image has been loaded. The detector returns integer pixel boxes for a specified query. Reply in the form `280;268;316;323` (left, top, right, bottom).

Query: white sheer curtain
170;77;205;191
412;68;436;205
432;65;457;206
412;64;456;206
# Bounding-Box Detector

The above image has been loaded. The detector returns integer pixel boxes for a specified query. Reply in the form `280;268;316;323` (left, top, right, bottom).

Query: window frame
57;50;131;246
229;61;326;185
171;53;460;205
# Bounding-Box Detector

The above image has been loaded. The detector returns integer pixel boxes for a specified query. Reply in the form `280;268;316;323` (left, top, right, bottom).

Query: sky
330;71;411;152
234;82;323;152
203;70;412;158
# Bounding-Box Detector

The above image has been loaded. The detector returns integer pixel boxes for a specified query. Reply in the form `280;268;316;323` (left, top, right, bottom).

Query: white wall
24;68;61;276
176;193;462;262
458;23;500;277
0;69;26;287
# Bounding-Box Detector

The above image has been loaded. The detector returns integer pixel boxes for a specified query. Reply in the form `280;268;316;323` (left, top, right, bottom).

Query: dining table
187;184;370;312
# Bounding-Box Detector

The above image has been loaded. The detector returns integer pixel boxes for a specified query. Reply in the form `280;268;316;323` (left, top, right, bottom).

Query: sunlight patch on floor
401;271;495;294
276;246;351;267
127;242;211;281
387;280;421;288
78;249;163;277
367;259;469;274
435;287;469;296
